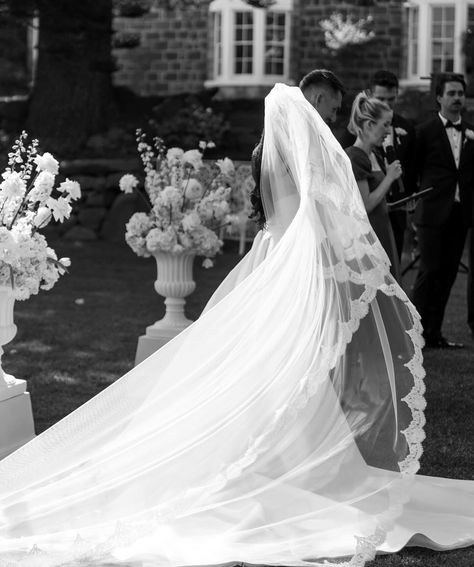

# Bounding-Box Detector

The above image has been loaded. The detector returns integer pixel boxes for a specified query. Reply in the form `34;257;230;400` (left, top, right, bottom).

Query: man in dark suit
370;70;417;261
468;231;474;337
338;70;416;261
412;73;474;349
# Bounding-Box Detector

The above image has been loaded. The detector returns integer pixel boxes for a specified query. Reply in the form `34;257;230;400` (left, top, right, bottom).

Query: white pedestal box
134;301;192;366
0;379;35;459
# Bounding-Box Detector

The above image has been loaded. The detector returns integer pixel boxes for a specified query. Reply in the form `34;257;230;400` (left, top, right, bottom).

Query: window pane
444;42;454;57
432;6;443;21
264;11;287;76
431;5;456;73
444;23;454;37
234;11;254;75
445;6;455;19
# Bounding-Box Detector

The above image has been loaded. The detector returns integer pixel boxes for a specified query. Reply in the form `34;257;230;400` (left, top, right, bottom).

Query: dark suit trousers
412;203;467;340
388;209;407;262
468;229;474;331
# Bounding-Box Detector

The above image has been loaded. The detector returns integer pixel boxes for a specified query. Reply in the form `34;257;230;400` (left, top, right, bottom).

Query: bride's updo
348;91;391;137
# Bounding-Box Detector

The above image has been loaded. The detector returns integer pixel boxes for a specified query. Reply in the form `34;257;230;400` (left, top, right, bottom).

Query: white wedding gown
0;84;472;567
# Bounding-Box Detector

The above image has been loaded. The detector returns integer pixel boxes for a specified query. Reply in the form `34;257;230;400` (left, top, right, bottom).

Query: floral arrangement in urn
119;130;235;268
0;132;81;300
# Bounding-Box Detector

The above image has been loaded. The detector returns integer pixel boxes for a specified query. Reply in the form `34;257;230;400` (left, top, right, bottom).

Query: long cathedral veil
0;84;426;567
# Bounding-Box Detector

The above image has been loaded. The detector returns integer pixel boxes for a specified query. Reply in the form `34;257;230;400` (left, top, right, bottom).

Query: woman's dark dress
346;146;400;282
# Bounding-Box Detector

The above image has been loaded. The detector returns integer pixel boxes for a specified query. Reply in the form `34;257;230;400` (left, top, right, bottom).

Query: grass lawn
3;237;474;567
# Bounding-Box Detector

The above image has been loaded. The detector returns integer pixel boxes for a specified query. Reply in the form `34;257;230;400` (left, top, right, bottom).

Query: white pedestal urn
135;252;196;365
0;285;35;459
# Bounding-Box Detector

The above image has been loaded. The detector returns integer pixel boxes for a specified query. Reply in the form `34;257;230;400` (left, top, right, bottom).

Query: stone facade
113;3;211;97
0;2;407;100
113;0;405;98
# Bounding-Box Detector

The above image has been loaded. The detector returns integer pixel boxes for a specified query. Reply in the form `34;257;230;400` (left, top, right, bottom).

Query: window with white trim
404;0;474;85
207;0;293;87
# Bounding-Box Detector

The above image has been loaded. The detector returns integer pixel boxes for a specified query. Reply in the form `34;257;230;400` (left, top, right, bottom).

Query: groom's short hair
299;69;345;97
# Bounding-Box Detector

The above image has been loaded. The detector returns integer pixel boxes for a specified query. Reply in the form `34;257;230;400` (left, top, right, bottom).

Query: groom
412;73;474;349
299;69;345;125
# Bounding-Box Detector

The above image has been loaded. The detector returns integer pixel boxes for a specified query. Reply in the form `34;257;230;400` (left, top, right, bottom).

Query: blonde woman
346;91;402;281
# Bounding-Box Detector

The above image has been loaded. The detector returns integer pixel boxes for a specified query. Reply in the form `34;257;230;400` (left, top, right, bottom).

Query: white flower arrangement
320;12;375;53
120;131;236;267
0;132;81;300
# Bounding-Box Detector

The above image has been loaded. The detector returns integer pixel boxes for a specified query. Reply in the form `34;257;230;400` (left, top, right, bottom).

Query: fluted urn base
135;252;196;365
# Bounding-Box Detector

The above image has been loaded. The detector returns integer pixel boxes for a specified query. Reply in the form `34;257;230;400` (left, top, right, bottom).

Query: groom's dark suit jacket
384;113;417;201
414;116;474;227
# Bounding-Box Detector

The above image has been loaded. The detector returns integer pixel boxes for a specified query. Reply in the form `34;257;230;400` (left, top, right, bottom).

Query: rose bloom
126;212;154;237
34;152;59;175
1;171;27;199
182;211;201;232
146;227;177;253
29;171;55;204
178;232;192;248
216;158;235;177
160;186;182;207
182;178;204;201
34;206;52;228
166;148;184;163
182;150;203;171
59;179;82;201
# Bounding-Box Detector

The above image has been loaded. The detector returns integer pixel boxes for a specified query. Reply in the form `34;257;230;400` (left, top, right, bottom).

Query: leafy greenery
149;94;230;149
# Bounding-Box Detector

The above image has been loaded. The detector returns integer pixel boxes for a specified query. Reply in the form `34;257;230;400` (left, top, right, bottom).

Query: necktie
445;121;462;131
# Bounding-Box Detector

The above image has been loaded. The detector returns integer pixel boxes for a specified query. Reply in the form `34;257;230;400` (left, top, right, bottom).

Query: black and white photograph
0;1;473;566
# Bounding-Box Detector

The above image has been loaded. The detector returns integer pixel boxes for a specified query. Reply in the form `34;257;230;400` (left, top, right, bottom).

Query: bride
0;84;472;567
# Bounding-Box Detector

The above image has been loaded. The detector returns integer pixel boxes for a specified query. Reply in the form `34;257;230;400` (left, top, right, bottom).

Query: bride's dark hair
249;131;265;229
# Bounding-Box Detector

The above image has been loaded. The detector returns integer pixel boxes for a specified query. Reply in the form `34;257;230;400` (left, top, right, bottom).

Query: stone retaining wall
56;158;143;242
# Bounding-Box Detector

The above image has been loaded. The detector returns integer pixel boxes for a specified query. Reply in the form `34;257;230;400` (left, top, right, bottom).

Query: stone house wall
113;0;405;98
113;3;211;97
